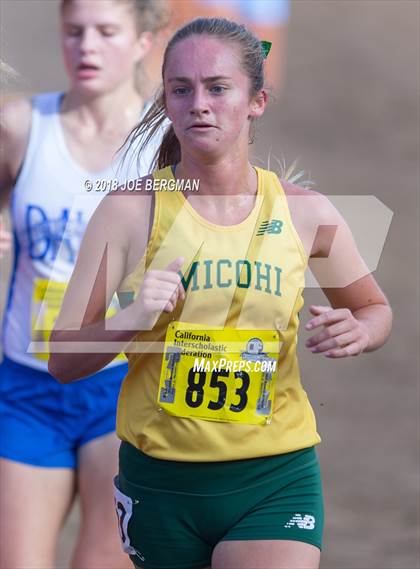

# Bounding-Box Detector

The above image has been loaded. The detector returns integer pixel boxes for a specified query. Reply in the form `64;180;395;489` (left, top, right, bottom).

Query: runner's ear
248;90;267;120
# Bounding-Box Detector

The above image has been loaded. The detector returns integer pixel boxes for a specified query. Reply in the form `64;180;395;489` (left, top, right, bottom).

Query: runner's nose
79;27;99;54
190;87;210;116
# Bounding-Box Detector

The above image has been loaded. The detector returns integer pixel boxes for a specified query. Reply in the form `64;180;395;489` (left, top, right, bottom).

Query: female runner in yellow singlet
49;17;392;569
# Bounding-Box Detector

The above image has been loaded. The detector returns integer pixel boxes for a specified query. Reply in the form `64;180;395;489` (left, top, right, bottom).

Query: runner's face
164;36;265;160
61;0;148;94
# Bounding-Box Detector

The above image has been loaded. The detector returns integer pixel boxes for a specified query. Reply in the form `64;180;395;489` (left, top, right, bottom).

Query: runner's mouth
77;63;100;71
188;124;216;130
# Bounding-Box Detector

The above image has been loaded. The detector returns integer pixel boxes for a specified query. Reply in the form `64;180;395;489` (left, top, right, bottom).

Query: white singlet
2;92;159;371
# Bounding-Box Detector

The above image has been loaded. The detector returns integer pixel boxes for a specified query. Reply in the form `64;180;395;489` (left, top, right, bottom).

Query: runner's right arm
48;190;185;383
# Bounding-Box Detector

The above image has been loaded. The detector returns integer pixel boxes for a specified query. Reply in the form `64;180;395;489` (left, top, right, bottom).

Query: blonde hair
61;0;169;34
265;154;314;188
0;60;18;87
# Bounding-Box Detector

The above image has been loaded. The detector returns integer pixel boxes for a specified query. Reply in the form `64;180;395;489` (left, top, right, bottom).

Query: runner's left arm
282;180;392;358
306;195;392;357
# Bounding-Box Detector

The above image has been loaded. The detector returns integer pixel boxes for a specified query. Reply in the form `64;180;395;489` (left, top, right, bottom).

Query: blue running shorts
0;356;127;468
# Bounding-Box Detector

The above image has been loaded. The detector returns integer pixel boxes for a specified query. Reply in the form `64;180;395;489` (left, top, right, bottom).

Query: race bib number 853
158;322;281;425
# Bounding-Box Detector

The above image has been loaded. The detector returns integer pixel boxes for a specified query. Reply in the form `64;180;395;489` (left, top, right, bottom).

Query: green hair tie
261;40;272;59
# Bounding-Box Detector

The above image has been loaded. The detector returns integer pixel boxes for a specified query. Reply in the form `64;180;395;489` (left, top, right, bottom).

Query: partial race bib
158;322;281;425
113;478;138;556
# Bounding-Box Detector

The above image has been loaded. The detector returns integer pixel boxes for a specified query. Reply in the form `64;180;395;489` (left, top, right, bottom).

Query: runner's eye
99;26;119;37
65;26;83;37
210;85;227;94
173;87;191;95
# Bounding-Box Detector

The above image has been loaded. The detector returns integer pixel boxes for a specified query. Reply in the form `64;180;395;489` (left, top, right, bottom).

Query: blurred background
1;1;418;568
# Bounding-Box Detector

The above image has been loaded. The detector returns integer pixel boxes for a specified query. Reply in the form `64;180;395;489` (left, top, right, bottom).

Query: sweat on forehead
164;35;242;78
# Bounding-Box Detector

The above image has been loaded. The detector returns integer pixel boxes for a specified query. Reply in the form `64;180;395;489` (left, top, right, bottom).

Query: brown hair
128;17;266;171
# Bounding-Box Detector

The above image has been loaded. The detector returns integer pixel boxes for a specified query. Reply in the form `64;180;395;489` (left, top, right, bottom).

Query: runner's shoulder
280;178;341;223
280;178;319;198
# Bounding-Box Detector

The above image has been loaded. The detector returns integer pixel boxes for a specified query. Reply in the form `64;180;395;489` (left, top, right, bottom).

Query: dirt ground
1;1;419;568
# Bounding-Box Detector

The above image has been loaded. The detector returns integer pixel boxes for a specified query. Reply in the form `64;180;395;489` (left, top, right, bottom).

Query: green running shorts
114;442;324;569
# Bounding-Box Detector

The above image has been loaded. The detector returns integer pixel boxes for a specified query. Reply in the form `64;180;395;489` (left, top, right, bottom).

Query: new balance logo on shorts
257;219;283;235
284;514;316;530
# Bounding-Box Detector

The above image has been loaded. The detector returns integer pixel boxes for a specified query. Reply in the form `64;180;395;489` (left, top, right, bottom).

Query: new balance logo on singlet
284;514;316;530
257;219;283;235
